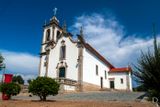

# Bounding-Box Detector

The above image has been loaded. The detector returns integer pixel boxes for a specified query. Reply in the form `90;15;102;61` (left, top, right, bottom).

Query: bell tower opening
46;29;51;42
56;30;61;41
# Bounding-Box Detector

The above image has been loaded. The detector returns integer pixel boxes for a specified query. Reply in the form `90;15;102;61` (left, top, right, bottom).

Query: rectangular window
121;78;123;84
96;65;98;75
60;46;66;60
105;70;107;79
62;46;66;59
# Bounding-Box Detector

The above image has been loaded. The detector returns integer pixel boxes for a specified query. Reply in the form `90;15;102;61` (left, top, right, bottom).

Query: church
39;13;132;92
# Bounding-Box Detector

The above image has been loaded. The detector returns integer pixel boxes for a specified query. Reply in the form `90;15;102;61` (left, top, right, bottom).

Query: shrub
12;75;24;84
134;32;160;102
148;89;160;102
28;77;59;101
0;83;21;99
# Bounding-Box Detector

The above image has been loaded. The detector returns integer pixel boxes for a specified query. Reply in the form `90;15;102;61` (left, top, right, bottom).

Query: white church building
39;14;132;92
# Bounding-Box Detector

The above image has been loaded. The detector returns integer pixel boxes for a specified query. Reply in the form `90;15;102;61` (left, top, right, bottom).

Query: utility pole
1;64;6;83
0;53;5;83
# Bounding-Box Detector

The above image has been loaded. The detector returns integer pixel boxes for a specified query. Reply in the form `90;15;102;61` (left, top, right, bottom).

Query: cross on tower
53;7;57;16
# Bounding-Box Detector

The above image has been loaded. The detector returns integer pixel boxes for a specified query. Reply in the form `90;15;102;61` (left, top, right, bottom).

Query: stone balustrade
55;78;77;86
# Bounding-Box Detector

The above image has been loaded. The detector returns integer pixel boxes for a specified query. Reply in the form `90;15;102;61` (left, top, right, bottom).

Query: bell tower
39;8;62;76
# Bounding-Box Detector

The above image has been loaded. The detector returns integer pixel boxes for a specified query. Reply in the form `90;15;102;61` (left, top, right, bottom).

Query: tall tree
28;77;59;101
12;75;24;85
134;25;160;102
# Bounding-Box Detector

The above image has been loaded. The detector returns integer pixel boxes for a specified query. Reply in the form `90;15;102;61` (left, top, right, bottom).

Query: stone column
77;43;83;92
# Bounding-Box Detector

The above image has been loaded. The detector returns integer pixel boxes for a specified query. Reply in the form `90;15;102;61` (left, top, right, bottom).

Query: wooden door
100;77;103;89
110;81;115;89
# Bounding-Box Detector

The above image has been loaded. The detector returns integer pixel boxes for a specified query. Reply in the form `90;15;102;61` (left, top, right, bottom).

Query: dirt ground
0;100;154;107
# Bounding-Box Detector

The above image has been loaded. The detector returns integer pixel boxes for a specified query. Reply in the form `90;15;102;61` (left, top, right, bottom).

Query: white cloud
0;50;39;82
70;13;159;67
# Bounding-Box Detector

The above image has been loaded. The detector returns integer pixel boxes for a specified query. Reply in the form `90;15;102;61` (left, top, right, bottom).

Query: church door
110;81;115;89
59;67;65;78
100;77;103;89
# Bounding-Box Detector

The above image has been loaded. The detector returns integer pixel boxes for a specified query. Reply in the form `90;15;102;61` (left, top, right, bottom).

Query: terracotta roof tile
109;67;132;73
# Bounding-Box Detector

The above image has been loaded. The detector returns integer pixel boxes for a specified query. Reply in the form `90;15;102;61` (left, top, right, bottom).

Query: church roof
109;67;132;73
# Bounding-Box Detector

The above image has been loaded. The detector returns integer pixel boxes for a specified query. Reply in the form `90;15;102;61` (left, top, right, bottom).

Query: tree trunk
8;95;11;100
39;95;43;101
42;96;46;101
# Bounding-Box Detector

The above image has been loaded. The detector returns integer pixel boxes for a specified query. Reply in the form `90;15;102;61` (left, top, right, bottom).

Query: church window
59;67;65;78
105;70;107;79
57;30;60;40
121;78;123;84
96;65;98;75
60;45;66;60
46;29;50;41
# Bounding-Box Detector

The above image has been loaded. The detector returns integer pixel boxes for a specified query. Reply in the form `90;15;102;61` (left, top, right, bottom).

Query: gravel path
12;91;146;101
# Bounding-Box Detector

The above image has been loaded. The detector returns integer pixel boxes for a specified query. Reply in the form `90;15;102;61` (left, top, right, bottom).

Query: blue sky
0;0;159;53
0;0;160;86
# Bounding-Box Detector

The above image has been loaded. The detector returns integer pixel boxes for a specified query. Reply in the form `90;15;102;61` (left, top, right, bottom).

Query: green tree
0;83;21;99
27;79;32;84
12;75;24;84
133;84;147;92
28;77;59;101
134;27;160;102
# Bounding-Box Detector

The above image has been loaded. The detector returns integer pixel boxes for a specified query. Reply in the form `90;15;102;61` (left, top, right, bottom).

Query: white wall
47;36;79;81
129;72;133;91
40;25;79;81
82;48;132;91
39;55;46;76
83;48;110;88
108;72;128;90
40;26;53;77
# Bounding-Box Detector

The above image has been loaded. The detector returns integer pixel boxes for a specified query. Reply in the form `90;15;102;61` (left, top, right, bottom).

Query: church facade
39;15;132;92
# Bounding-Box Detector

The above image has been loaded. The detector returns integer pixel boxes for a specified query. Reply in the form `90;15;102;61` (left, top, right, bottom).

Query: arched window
59;67;65;78
46;29;50;41
60;45;66;60
57;30;60;40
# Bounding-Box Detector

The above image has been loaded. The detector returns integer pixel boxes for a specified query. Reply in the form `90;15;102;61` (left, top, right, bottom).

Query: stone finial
78;26;85;43
62;21;67;32
44;20;47;26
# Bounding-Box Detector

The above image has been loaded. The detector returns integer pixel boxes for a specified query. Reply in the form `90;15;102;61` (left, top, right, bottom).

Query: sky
0;0;160;86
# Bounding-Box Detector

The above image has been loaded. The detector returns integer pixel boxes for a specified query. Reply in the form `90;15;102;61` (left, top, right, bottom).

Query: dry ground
0;100;154;107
